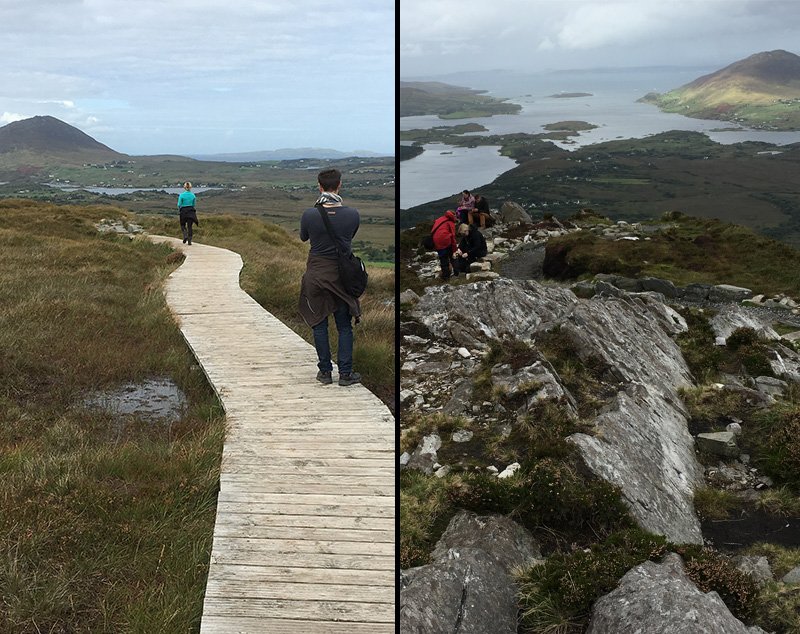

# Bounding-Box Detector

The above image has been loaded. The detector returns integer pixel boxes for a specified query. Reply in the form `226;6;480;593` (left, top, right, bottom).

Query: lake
401;67;800;209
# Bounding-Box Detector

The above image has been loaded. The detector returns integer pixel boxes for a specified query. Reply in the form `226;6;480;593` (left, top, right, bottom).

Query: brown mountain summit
685;49;800;97
0;115;124;159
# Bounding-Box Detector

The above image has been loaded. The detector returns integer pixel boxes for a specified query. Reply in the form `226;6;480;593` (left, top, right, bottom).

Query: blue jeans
311;301;353;374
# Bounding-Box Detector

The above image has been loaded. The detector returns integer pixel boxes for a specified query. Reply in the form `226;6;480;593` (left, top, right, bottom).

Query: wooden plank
150;237;395;632
213;524;394;543
210;550;393;570
205;564;395;586
200;616;394;634
215;500;395;519
212;512;393;531
201;597;395;622
204;580;394;603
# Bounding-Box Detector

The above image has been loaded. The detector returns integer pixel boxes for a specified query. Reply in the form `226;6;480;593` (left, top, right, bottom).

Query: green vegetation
517;532;759;633
0;156;395;256
543;214;800;296
0;200;223;632
542;121;598;132
400;81;521;118
401;131;800;248
0;197;393;632
639;50;800;130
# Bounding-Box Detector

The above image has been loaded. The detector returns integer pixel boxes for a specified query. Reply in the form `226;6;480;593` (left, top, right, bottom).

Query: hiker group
429;190;491;280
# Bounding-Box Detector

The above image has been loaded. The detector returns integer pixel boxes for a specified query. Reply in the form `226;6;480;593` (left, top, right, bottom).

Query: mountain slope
641;50;800;130
0;116;124;163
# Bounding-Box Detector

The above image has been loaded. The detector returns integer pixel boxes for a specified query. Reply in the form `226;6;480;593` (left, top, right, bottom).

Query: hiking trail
150;236;395;633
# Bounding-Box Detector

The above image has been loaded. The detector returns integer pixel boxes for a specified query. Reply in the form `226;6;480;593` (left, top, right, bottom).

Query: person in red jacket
431;209;458;279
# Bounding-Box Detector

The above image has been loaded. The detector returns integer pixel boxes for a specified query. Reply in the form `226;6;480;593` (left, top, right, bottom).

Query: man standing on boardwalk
298;168;362;386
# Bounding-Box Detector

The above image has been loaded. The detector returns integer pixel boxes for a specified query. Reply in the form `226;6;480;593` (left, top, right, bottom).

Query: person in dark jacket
177;181;198;244
453;222;488;275
298;168;362;386
468;193;492;228
431;210;457;279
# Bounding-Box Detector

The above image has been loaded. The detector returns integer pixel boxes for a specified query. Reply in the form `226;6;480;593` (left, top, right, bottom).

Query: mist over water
401;67;800;209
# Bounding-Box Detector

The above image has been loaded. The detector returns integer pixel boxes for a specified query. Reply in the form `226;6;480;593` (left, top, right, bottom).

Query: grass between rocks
545;212;800;296
0;200;224;632
401;315;800;631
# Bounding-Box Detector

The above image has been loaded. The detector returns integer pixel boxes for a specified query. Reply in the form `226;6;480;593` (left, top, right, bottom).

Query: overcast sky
0;0;394;155
401;0;800;78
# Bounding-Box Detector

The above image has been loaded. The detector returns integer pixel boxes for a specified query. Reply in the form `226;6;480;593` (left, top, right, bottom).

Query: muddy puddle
81;377;187;423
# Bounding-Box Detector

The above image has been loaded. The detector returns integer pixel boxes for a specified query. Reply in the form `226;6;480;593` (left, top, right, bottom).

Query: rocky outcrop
709;304;779;342
412;279;705;544
400;511;541;634
498;201;533;224
586;553;767;633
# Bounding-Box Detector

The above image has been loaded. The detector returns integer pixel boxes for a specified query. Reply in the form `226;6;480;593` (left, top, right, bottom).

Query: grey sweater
300;205;360;258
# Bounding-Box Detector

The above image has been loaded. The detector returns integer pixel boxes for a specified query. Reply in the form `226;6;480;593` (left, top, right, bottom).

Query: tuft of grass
693;487;743;521
743;404;800;491
0;200;224;632
399;471;454;569
517;529;668;632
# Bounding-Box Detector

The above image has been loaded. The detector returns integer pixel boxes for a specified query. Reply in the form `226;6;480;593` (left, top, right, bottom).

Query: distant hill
640;50;800;130
190;148;390;162
0;116;124;161
400;80;521;119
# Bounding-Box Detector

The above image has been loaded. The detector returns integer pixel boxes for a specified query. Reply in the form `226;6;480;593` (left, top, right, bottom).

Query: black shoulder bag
316;204;368;298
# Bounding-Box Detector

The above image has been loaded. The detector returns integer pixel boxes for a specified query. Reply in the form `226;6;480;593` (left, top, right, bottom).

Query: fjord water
400;67;800;209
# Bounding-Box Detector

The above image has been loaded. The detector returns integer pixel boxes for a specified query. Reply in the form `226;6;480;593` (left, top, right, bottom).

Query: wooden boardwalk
150;237;395;633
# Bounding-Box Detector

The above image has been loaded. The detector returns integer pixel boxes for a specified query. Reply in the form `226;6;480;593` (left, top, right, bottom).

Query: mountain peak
0;116;123;158
692;49;800;87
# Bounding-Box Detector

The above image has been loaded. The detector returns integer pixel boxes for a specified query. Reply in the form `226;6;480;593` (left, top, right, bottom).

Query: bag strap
430;217;448;235
316;204;348;256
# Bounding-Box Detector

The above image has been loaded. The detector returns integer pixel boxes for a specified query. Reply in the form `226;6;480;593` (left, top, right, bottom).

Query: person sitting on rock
431;210;458;280
468;193;492;228
456;189;475;224
453;222;488;275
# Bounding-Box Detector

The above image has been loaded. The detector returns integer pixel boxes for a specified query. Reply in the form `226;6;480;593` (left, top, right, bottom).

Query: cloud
1;112;27;124
401;0;800;75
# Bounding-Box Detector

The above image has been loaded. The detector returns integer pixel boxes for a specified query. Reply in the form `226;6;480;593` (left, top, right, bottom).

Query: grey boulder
586;553;767;633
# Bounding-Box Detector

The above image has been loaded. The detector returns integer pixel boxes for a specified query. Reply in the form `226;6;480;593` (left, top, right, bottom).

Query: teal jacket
177;191;196;209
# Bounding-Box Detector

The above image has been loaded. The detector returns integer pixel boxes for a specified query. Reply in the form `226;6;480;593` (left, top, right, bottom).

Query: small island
400;81;521;119
542;120;598;132
547;92;593;99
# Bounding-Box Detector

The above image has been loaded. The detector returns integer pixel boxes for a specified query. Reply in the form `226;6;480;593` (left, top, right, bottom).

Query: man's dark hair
318;168;342;192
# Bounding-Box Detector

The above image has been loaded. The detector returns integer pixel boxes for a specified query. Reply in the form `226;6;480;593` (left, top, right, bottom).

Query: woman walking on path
177;182;198;245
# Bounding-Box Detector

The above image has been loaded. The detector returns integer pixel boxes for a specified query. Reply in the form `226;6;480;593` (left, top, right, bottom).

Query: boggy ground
400;208;800;633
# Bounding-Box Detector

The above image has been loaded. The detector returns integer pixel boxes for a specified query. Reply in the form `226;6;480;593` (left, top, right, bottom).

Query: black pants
454;254;478;275
437;249;453;278
179;207;198;242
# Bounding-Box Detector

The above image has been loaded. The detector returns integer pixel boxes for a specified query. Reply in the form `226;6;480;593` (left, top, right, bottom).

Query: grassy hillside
400;81;521;119
642;50;800;130
0;200;224;632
